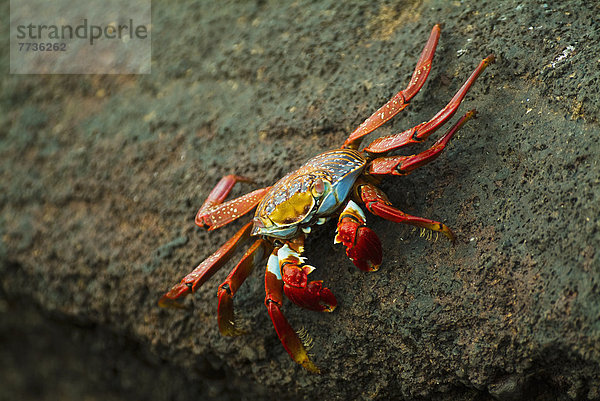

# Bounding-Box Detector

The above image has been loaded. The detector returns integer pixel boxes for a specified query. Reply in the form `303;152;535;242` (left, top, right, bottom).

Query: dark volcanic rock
1;1;599;400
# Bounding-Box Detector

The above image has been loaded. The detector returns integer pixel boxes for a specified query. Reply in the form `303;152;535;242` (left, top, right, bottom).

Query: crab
159;25;494;373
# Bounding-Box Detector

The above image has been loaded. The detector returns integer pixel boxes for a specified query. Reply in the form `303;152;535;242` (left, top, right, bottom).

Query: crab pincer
279;245;337;312
335;201;383;272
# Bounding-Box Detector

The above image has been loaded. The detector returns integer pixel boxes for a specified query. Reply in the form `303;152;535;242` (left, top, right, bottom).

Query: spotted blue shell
253;149;366;238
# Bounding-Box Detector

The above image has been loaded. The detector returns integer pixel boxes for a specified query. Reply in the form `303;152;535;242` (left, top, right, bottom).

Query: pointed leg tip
157;295;187;309
466;109;478;119
483;54;496;66
158;283;191;309
301;359;321;374
293;347;321;373
445;230;456;244
266;301;321;373
218;287;248;336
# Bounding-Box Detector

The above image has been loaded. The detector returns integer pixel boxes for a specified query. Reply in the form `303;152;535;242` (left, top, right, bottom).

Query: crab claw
283;274;338;312
335;201;382;272
279;246;337;312
342;226;383;272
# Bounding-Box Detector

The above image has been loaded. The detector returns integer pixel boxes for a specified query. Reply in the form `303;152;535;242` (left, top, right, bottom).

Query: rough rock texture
2;0;599;400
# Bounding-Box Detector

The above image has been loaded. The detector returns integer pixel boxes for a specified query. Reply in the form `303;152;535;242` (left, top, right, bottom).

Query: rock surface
2;0;599;400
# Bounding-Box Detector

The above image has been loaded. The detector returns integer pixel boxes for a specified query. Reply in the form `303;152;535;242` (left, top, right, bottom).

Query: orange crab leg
364;55;495;155
343;24;441;149
196;187;271;231
158;221;253;308
196;175;253;222
195;174;270;231
358;183;455;242
265;251;320;373
367;109;477;176
217;238;272;336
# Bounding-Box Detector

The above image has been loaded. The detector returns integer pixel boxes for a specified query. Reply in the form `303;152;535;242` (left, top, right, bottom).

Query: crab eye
311;178;325;198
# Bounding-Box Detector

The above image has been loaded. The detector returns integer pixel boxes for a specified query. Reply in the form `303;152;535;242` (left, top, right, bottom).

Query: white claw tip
345;200;367;221
277;244;305;263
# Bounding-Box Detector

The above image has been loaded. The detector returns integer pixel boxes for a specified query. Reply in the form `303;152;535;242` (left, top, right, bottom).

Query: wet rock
2;0;599;400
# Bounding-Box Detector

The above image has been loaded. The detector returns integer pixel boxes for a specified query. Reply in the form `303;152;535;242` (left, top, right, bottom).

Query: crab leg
196;174;270;231
358;182;455;242
368;110;477;176
335;200;382;272
343;24;441;149
198;175;253;212
158;221;253;308
217;238;272;336
265;251;320;373
364;55;495;155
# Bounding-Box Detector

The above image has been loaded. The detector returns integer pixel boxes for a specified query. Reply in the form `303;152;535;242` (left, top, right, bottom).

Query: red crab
159;25;494;372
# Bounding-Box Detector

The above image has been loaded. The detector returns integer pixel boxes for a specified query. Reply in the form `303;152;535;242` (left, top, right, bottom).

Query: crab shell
252;149;367;239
